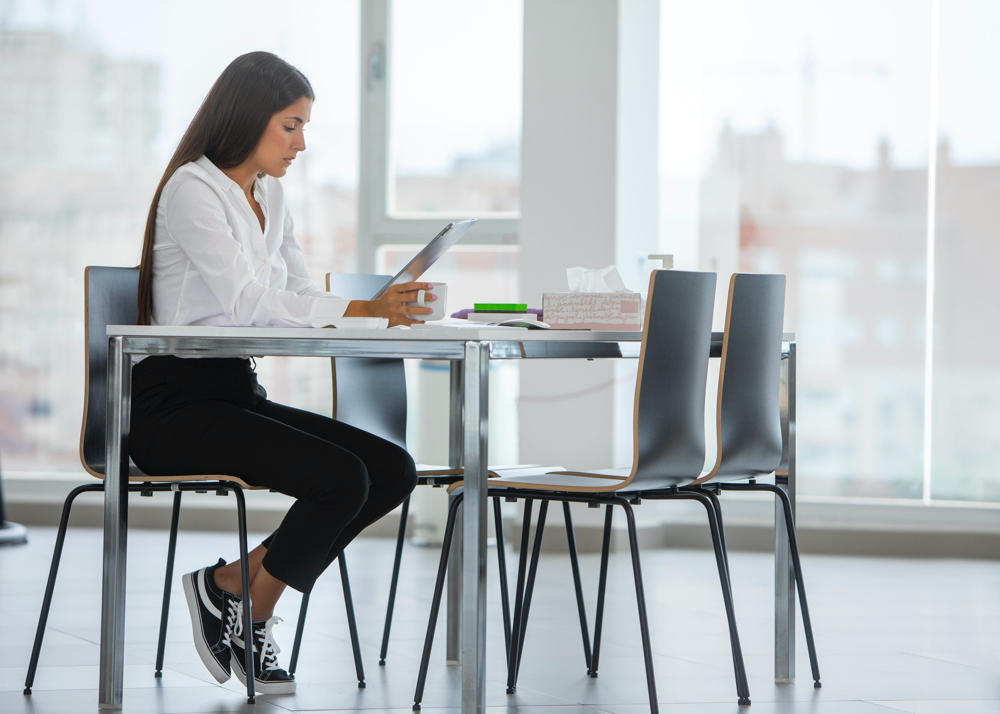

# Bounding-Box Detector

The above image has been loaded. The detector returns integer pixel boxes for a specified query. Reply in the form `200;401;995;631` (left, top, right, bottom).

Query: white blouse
151;155;349;327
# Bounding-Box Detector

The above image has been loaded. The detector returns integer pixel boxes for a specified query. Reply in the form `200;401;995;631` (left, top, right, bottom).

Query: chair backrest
326;273;408;449
80;266;139;477
627;270;717;488
703;273;785;482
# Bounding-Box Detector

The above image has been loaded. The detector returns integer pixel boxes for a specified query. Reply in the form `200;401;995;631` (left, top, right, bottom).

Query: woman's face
252;95;312;178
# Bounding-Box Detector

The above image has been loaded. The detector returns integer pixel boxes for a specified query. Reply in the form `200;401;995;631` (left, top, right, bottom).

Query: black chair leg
24;484;100;695
563;501;593;673
380;495;410;665
493;496;513;659
688;492;751;705
718;482;822;688
589;504;614;678
512;500;548;687
412;493;463;711
618;499;659;714
288;592;309;675
505;499;534;694
695;487;746;696
767;483;822;687
232;487;255;704
154;490;182;677
339;553;366;688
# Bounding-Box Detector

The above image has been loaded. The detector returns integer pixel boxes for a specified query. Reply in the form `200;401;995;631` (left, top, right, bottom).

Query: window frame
357;0;519;273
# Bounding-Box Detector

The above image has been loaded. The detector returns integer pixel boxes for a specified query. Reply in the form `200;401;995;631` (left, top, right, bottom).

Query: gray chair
413;270;751;712
701;273;821;688
288;274;587;674
24;266;364;704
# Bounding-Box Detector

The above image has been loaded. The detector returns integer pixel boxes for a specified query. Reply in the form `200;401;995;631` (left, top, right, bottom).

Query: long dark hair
137;51;314;324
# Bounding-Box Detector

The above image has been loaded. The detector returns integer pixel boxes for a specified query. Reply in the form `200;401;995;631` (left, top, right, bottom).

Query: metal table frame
97;325;797;712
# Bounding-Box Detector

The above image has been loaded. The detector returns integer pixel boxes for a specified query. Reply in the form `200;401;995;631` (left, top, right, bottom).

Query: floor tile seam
900;649;1000;674
46;625;101;646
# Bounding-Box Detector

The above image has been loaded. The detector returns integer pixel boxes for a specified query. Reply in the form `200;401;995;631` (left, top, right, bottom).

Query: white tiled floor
1;525;997;713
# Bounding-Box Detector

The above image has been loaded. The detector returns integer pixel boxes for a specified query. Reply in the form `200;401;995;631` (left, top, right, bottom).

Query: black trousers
129;356;418;593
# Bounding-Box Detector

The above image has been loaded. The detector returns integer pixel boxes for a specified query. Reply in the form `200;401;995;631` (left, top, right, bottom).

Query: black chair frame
23;480;365;701
411;486;750;712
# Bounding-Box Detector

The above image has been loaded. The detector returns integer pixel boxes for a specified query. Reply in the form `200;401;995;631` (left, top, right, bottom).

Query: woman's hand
344;282;435;326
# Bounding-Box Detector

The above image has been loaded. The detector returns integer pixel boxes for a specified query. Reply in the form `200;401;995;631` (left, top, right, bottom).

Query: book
467;312;538;323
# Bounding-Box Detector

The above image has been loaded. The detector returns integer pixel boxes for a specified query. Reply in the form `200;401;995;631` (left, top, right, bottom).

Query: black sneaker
181;559;240;683
231;615;296;694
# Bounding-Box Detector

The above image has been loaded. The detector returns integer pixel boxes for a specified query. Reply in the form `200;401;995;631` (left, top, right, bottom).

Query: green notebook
474;303;527;313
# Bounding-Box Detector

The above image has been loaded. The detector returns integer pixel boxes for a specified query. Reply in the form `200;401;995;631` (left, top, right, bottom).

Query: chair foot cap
379;659;386;666
412;704;421;711
589;672;599;679
739;697;751;705
814;680;822;689
358;681;366;689
506;686;515;694
154;670;162;678
23;688;31;696
248;697;255;704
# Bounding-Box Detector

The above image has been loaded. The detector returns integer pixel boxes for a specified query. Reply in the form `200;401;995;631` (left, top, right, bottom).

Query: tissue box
542;292;642;330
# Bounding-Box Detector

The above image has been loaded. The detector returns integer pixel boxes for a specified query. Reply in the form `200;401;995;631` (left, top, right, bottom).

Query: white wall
519;0;660;479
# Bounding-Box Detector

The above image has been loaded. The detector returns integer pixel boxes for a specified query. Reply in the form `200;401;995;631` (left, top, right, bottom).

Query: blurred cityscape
0;22;996;504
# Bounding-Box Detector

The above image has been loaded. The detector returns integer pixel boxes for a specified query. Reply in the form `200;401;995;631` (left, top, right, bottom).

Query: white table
97;325;797;712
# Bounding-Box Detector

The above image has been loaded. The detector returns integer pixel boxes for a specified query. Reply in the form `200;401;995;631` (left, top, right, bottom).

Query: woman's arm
164;177;349;326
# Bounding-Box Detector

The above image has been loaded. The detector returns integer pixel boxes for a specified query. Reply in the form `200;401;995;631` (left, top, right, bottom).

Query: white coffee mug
406;283;448;321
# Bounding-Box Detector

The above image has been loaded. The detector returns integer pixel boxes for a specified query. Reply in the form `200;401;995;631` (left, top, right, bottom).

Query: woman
131;52;426;694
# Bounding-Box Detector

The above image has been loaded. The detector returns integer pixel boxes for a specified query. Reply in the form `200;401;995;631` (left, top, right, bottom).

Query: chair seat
88;468;263;491
419;464;567;487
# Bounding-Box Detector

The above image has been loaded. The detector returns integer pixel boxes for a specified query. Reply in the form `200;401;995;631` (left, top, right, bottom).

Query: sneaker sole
181;571;231;684
231;660;297;694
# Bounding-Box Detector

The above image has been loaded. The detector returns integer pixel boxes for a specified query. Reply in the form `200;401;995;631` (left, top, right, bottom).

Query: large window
930;0;1000;502
661;0;998;503
357;0;521;278
389;0;522;216
0;1;360;474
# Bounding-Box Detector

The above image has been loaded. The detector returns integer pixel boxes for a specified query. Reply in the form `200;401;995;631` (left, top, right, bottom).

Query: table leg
461;342;489;713
775;341;797;682
447;361;464;663
99;336;131;708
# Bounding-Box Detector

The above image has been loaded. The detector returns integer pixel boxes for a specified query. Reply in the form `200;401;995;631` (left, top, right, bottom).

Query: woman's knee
305;454;370;511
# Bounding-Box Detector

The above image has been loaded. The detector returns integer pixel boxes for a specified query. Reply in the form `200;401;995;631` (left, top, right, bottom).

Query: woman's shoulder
161;157;227;207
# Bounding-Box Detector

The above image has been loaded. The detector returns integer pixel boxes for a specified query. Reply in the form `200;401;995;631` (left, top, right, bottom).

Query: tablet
370;219;477;299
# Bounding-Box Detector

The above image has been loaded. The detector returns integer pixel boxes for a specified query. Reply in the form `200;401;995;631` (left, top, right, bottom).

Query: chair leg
718;482;822;688
232;487;255;704
154;490;182;677
563;501;593;673
589;504;614;678
24;484;100;695
288;592;309;675
512;499;549;687
380;494;410;665
767;483;822;687
339;553;366;688
505;499;534;694
699;488;731;574
493;496;513;659
618;500;659;714
688;492;751;705
412;492;463;711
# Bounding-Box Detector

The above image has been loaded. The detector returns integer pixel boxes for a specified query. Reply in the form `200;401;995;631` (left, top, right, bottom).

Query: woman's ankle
213;565;242;596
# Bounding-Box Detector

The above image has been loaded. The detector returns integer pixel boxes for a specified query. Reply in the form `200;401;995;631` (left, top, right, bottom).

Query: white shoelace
222;597;242;648
257;616;283;672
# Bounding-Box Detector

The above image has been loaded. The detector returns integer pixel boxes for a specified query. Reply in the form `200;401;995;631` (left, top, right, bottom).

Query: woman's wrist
343;299;374;318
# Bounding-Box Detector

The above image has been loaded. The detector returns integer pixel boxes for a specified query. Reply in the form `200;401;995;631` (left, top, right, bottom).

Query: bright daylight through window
660;0;999;502
0;0;360;474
